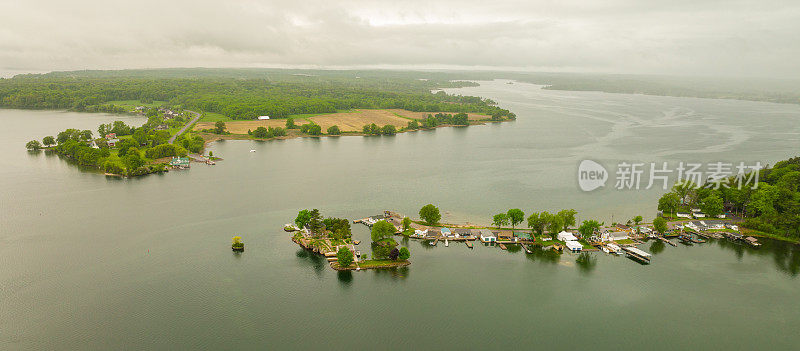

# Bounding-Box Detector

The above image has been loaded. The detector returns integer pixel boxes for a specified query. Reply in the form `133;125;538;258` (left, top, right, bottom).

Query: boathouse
479;229;496;242
565;241;583;252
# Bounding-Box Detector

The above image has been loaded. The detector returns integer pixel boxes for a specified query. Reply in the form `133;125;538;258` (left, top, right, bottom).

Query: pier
465;241;473;249
657;236;677;247
622;246;651;263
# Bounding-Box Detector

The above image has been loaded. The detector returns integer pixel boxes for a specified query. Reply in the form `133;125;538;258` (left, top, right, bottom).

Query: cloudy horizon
2;0;799;79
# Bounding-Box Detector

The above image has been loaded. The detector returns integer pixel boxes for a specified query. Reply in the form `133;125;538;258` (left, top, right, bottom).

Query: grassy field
198;112;233;123
194;118;306;134
741;228;800;244
307;109;413;131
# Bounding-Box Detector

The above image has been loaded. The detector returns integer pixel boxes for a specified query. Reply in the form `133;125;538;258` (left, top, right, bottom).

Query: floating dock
499;243;508;250
465;241;473;249
622;246;651;263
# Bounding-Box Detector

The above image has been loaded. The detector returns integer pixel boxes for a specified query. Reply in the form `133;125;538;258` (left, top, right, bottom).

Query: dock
430;238;438;246
465;241;473;249
657;236;677;247
499;243;508;250
523;244;533;254
622;246;651;263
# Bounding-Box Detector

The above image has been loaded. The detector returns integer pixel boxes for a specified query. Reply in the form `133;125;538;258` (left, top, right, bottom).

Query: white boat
249;149;256;152
606;243;623;255
444;239;449;247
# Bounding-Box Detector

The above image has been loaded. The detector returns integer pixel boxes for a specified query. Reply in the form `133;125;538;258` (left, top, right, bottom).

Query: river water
2;80;799;350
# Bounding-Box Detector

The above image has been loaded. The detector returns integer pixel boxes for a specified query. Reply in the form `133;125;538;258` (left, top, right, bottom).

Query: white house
676;212;692;218
693;212;707;218
258;116;271;120
565;241;583;252
557;231;578;242
479;229;497;242
414;229;428;238
601;231;628;242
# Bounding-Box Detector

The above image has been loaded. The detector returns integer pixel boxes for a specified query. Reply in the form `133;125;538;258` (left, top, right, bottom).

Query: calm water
2;81;800;350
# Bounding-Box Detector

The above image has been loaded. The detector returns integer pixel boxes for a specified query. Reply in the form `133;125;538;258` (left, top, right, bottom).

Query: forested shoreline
0;68;516;120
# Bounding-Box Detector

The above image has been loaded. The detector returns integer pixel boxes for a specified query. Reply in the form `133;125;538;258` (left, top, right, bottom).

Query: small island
231;236;244;252
290;209;411;270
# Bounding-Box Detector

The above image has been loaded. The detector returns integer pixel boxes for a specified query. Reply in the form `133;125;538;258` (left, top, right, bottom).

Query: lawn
198;112;232;122
357;259;409;268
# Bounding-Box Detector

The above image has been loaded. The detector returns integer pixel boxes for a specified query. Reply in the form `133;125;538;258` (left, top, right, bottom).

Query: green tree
672;180;696;205
507;209;524;229
371;220;397;242
527;212;547;236
337;247;354;267
633;215;643;233
700;193;723;218
419;204;441;225
653;217;668;234
546;212;563;234
214;121;226;134
493;213;509;228
327;125;341;135
381;124;396;135
658;192;681;215
398;247;410;260
42;136;55;147
26;140;42;150
285;118;297;129
578;219;601;237
295;209;312;228
557;209;577;232
80;130;92;140
402;217;412;231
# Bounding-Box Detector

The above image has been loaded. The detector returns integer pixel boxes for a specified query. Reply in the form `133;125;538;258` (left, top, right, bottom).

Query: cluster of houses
676;221;738;232
676;208;726;219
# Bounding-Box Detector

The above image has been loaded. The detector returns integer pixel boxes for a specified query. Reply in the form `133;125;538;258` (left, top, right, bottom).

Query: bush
381;125;396;135
327;125;341;135
399;247;410;260
337;247;354;267
144;144;187;159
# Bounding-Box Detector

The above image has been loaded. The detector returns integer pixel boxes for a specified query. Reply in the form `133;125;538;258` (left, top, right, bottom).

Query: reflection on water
373;266;409;280
296;248;326;275
575;252;597;274
650;240;666;254
337;270;353;286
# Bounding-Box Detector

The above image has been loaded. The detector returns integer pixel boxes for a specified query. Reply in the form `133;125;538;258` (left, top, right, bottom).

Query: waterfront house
169;157;191;169
440;227;452;237
601;231;628;242
565;241;583;252
106;138;119;147
676;212;692;218
557;231;578;242
105;133;116;139
693;212;707;218
479;229;496;242
454;228;471;238
497;230;513;241
414;229;428;238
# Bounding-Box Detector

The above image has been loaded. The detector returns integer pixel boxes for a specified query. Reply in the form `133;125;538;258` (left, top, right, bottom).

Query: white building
557;231;578;242
565;241;583;252
479;229;497;242
258;116;270;120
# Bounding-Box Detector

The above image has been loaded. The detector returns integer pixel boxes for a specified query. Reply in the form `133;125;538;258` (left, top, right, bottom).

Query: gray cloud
1;0;798;78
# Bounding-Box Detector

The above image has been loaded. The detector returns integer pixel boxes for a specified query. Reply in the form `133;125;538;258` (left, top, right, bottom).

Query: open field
388;109;491;121
308;109;413;131
194;118;307;134
198;112;233;122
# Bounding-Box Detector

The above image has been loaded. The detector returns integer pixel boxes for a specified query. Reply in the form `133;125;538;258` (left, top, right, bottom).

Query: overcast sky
1;0;799;78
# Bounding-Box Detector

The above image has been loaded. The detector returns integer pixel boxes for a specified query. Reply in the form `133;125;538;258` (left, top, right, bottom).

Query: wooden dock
499;243;508;250
622;246;651;263
465;241;474;249
657;236;677;247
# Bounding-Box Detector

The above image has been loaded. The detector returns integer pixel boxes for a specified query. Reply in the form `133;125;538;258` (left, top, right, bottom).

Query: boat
249;149;256;152
444;239;449;247
353;240;361;245
284;224;297;232
745;236;762;247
